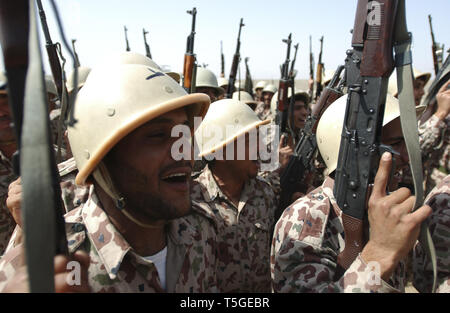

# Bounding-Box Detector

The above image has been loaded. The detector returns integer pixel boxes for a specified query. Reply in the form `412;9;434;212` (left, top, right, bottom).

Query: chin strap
92;162;161;229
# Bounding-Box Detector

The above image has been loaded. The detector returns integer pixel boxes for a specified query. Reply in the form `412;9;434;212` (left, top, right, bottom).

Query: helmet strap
92;162;160;229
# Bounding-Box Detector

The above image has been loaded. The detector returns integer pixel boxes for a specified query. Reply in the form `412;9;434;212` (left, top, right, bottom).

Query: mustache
159;161;192;176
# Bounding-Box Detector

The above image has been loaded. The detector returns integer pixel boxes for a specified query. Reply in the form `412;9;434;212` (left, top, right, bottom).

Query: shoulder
274;185;332;249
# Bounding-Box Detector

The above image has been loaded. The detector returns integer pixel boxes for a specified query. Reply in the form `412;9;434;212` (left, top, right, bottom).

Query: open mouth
160;167;191;192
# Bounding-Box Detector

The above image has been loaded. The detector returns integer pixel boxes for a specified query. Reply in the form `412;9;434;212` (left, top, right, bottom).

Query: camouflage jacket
0;185;219;293
413;174;450;293
191;165;277;292
0;151;17;256
271;177;406;293
254;102;274;122
418;115;449;193
58;157;89;213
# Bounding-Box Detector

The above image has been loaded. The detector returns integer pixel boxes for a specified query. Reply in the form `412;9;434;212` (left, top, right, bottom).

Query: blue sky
3;0;449;79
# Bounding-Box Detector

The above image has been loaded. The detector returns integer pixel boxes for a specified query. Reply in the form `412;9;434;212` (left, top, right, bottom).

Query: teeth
162;173;187;180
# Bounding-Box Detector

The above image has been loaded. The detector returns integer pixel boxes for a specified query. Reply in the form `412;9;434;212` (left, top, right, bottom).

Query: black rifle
220;40;225;78
226;18;245;99
309;36;315;101
182;7;197;93
276;34;292;141
124;25;130;51
71;39;80;67
143;28;152;59
0;0;70;292
244;57;254;97
277;65;345;220
315;36;324;100
333;0;400;273
428;15;444;76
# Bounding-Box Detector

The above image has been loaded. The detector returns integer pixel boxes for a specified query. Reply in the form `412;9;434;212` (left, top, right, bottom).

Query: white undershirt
144;246;168;291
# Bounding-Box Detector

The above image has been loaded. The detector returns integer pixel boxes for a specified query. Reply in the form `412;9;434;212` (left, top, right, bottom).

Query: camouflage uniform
271;177;407;293
413;174;450;293
191;165;277;292
57;157;89;213
0;185;219;293
0;151;17;256
254;102;274;121
418;115;449;194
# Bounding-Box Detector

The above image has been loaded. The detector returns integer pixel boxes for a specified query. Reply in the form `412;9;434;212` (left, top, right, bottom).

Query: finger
385;187;412;206
438;79;450;94
371;152;392;198
407;205;432;225
72;251;90;270
54;254;70;274
390;195;415;218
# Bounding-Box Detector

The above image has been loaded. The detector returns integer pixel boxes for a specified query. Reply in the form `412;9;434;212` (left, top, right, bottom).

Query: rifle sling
394;1;437;293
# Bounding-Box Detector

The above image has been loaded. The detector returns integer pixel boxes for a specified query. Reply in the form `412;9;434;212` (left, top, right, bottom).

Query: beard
122;187;192;223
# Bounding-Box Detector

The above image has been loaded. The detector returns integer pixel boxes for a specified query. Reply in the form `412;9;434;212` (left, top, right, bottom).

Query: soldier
192;99;277;292
0;62;219;293
388;69;431;106
413;174;450;293
418;79;449;194
255;84;277;121
195;66;225;103
7;52;182;245
0;72;18;256
271;94;432;292
254;81;267;103
217;77;229;100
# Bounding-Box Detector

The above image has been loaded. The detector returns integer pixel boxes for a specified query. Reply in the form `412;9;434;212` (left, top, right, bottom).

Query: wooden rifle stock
183;53;195;91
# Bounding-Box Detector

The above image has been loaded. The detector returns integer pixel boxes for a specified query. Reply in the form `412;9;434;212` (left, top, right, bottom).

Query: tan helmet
194;98;270;158
270;89;310;115
195;67;225;96
262;84;277;95
95;51;181;83
218;77;229;88
388;68;432;96
66;66;91;93
68;63;210;185
254;80;267;91
316;93;426;173
45;75;58;96
232;91;257;108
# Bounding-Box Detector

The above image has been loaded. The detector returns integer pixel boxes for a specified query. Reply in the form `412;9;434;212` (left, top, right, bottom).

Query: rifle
182;7;197;94
333;1;436;290
36;0;66;103
315;36;324;100
277;65;345;219
220;40;225;78
0;0;70;292
143;28;152;59
71;39;80;67
226;18;245;99
276;33;292;141
124;25;130;51
309;36;315;101
428;15;444;76
289;43;299;79
244;57;254;97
